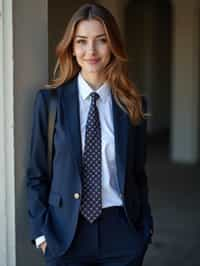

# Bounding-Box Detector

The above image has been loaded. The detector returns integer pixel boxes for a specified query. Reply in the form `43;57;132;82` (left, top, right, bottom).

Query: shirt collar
78;72;111;103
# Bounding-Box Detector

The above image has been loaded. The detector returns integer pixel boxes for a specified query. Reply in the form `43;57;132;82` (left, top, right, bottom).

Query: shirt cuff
35;235;46;248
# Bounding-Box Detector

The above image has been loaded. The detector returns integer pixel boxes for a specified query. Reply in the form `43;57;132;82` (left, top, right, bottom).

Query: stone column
171;0;200;163
14;0;48;266
0;0;15;265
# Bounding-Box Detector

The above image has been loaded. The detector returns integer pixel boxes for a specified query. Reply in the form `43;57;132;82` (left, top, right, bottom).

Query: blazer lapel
61;76;82;175
112;95;129;195
61;77;130;195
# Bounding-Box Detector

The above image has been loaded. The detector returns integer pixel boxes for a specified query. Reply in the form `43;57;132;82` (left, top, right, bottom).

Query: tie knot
90;92;99;103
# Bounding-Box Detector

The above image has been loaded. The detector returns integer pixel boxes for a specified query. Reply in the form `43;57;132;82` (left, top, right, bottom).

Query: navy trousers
43;206;149;266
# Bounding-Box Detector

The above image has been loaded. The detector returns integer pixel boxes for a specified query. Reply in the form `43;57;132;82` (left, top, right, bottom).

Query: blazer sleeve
134;96;154;240
26;89;50;245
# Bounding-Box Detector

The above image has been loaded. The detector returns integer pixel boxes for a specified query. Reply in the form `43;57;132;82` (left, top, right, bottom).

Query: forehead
74;19;105;37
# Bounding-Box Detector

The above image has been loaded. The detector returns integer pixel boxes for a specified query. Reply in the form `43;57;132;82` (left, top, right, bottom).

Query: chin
85;66;105;73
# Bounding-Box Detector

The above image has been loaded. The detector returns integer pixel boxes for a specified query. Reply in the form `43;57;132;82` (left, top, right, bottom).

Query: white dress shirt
35;72;122;248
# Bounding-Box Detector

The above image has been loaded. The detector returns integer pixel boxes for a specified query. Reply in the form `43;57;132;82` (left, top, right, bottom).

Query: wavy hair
47;3;146;125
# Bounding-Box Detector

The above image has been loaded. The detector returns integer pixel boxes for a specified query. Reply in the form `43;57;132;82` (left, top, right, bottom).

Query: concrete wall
171;0;200;163
13;0;48;265
0;0;15;265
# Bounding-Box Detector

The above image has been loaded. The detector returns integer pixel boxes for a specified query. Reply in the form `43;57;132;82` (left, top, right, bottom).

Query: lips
86;59;100;64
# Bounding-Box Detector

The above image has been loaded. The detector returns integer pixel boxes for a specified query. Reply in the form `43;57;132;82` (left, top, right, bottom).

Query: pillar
0;0;15;265
14;0;48;265
171;0;200;163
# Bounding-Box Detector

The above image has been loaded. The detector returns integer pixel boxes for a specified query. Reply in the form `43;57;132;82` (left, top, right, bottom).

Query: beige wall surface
14;0;48;266
0;0;15;265
171;0;200;163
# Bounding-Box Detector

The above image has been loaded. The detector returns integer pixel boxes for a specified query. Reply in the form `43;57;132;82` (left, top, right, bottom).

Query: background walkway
144;131;200;266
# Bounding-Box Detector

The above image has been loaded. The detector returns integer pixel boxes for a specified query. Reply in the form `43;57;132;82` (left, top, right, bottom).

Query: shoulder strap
48;89;57;179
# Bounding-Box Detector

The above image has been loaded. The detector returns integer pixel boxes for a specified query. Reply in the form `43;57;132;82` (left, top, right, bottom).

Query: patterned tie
80;92;102;223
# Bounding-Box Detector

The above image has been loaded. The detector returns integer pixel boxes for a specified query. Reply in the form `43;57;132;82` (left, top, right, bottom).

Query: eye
76;39;86;44
98;38;107;43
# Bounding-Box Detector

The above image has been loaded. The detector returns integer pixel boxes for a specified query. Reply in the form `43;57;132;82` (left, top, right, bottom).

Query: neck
80;71;105;90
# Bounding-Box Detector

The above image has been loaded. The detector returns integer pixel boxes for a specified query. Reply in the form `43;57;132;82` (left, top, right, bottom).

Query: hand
39;241;47;255
142;225;153;245
147;229;153;244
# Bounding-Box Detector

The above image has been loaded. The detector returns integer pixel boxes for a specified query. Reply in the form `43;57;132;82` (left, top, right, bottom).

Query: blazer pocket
48;192;62;207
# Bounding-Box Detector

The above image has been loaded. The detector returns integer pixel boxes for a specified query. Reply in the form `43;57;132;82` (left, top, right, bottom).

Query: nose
87;41;96;54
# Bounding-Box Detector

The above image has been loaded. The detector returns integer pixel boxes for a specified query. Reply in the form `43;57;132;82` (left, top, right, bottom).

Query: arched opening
125;0;172;157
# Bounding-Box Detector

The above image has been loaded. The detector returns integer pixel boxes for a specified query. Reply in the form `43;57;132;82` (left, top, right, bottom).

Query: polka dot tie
80;92;102;223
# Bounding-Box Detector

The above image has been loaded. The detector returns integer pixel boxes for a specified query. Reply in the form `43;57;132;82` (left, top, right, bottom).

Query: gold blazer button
74;193;80;199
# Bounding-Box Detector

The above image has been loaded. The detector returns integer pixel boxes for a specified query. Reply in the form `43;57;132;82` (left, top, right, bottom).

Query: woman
26;3;154;266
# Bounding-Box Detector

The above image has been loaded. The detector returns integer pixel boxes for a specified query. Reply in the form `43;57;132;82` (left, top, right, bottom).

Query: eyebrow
75;34;106;39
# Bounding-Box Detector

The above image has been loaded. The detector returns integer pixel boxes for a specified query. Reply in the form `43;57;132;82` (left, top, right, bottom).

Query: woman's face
73;19;111;77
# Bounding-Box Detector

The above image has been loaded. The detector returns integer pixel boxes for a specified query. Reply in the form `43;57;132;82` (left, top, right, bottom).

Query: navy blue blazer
26;75;153;258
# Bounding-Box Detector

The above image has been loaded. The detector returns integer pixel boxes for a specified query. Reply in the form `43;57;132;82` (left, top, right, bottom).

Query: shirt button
119;193;123;198
74;193;80;199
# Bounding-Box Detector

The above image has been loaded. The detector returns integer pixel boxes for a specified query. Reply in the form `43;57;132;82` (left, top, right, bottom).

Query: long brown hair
47;3;146;125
